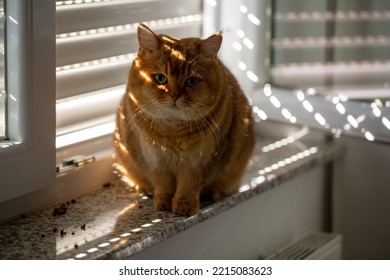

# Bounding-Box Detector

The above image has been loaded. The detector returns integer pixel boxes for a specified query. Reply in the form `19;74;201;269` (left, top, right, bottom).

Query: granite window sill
0;123;345;260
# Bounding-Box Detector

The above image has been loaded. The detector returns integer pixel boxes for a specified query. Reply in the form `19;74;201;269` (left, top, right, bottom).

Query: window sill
0;122;345;260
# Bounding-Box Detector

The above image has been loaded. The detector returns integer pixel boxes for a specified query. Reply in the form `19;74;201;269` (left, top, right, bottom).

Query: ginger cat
114;24;254;216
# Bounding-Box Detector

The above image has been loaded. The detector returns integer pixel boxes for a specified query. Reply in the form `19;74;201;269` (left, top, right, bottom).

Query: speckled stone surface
0;129;344;260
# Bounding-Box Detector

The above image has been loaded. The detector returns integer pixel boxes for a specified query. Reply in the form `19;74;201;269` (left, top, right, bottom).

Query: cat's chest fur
139;127;214;170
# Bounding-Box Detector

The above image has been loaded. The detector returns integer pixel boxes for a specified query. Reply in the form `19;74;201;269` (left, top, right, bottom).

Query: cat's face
128;24;223;121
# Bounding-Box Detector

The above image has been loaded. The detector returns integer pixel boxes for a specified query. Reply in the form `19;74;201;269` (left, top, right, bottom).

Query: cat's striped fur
114;24;254;215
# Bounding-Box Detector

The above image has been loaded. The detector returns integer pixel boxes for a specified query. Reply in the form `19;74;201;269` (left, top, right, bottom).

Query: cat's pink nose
168;92;181;102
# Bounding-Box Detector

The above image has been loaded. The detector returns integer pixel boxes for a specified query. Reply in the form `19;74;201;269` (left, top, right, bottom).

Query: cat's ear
137;24;160;55
201;32;222;57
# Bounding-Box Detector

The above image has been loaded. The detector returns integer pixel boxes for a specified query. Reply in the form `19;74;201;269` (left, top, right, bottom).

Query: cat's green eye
153;74;168;84
185;76;200;88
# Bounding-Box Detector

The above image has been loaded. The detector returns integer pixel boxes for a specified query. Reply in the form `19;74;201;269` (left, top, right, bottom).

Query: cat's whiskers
130;102;158;131
188;103;221;150
132;100;154;117
193;103;221;130
197;104;222;148
184;109;194;139
185;107;206;147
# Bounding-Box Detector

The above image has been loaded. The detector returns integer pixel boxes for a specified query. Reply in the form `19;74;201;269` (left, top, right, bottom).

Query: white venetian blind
55;0;202;147
270;0;390;97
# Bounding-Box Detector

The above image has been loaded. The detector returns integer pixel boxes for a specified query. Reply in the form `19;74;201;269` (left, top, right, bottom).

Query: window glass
0;0;5;139
271;0;390;98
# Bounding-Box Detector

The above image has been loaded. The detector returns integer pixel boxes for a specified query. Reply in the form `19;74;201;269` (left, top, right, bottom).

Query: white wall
333;137;390;259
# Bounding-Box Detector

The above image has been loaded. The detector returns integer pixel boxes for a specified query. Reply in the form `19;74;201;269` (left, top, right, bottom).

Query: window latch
57;155;96;173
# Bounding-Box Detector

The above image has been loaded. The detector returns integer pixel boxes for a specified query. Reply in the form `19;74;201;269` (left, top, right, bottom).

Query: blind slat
271;61;390;88
56;0;201;34
272;37;390;64
57;59;131;99
56;85;124;132
56;20;201;67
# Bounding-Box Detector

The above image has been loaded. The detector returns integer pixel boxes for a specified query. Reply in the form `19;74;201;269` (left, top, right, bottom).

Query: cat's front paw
172;197;200;216
154;194;173;211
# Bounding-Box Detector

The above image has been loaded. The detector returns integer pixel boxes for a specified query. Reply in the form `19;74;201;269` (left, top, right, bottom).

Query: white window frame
0;0;117;222
0;0;56;203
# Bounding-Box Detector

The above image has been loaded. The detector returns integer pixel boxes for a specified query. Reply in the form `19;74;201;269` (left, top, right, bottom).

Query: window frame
0;0;56;203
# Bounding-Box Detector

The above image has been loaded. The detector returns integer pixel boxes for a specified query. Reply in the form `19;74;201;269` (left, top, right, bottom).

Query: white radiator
266;232;342;260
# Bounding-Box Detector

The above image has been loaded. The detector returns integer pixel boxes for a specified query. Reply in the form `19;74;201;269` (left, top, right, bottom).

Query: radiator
266;232;342;260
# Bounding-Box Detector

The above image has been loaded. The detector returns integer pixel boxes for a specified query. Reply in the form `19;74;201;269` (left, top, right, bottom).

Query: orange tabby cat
114;24;254;216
